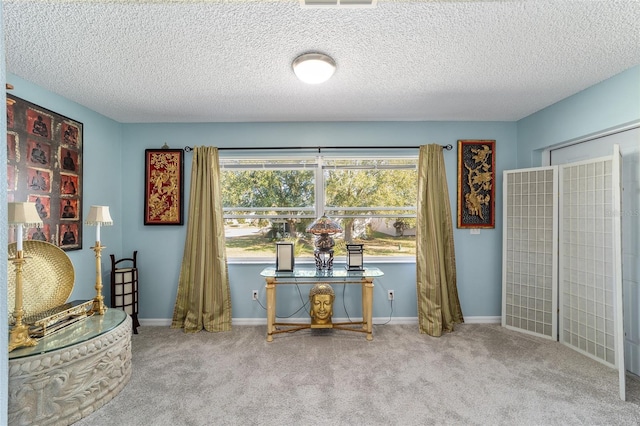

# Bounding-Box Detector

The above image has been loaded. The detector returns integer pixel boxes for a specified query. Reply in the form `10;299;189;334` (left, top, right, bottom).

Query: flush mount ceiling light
292;53;336;84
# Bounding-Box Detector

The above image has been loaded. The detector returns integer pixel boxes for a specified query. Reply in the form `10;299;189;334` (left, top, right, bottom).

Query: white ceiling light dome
292;53;336;84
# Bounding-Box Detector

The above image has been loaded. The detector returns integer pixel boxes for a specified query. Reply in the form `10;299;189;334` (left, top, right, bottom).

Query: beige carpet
75;323;640;426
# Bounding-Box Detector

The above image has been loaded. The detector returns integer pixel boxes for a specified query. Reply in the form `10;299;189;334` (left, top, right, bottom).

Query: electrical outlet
388;290;395;301
252;290;259;300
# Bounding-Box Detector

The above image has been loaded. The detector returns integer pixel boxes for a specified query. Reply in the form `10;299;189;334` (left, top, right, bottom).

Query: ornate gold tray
7;240;75;322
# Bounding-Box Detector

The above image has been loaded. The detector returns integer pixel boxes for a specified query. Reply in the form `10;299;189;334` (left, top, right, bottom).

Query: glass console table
260;267;384;342
8;308;132;425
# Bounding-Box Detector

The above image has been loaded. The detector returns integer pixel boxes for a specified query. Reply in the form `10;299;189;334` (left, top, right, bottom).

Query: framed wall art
6;94;83;250
144;148;184;225
457;139;495;229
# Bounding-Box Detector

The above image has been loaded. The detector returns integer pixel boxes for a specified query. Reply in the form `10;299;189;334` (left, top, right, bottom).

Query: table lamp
346;244;364;271
275;242;295;272
85;205;113;315
8;202;43;352
306;214;342;270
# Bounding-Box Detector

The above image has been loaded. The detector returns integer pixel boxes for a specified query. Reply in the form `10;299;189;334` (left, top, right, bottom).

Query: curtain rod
182;144;453;152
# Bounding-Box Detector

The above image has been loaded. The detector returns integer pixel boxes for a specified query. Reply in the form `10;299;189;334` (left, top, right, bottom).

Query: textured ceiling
3;0;640;123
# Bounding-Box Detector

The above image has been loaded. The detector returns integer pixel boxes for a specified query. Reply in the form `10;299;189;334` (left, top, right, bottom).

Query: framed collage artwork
144;148;184;225
6;94;83;250
457;139;496;229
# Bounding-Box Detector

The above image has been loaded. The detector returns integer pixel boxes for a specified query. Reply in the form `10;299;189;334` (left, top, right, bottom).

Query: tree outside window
221;155;417;260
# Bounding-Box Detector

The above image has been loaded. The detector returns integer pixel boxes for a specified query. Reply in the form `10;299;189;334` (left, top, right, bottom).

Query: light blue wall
121;121;518;320
6;75;125;304
8;63;639;326
517;65;640;167
1;74;519;322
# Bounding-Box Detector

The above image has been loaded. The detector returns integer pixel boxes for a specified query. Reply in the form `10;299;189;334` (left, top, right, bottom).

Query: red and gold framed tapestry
6;94;83;250
457;139;495;229
144;148;184;225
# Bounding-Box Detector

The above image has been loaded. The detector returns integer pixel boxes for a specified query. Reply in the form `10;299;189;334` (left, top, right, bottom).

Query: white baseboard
464;316;501;324
139;318;172;327
140;315;501;327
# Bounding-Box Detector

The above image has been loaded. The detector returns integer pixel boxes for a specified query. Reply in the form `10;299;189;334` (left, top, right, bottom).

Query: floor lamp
85;205;113;315
8;202;43;352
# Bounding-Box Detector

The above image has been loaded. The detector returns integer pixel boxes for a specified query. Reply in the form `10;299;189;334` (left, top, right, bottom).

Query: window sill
227;256;416;265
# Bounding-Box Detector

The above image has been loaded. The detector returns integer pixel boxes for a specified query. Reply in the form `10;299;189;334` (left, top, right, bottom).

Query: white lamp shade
85;205;113;226
292;53;336;84
7;202;43;226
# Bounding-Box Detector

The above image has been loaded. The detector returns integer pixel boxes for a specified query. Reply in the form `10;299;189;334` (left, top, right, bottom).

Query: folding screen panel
558;156;614;361
558;148;624;400
502;167;558;339
503;146;625;400
613;146;625;401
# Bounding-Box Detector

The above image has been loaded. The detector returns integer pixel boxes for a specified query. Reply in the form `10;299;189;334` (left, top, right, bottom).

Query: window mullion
315;155;324;217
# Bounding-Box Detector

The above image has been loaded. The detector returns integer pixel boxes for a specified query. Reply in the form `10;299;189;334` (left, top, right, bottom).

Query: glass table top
9;307;127;360
260;266;384;278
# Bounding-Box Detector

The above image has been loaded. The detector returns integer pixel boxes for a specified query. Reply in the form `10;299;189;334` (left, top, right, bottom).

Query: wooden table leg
266;277;276;342
362;277;374;341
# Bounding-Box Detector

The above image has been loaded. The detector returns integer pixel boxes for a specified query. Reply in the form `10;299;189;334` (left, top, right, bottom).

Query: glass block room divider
502;146;624;400
502;167;558;339
559;157;616;364
558;150;624;401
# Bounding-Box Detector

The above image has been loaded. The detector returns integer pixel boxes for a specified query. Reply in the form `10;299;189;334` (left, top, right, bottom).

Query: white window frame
220;151;418;264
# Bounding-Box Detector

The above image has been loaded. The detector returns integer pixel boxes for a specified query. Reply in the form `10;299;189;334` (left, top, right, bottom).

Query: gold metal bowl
8;240;75;322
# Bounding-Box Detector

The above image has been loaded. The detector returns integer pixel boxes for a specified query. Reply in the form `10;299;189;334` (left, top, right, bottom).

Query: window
220;154;418;261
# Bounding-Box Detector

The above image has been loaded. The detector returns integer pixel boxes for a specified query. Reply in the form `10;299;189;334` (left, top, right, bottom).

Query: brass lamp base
89;242;108;315
8;323;37;352
9;253;38;352
90;297;108;316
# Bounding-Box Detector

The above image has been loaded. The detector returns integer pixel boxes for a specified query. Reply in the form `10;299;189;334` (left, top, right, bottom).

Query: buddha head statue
309;283;335;326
